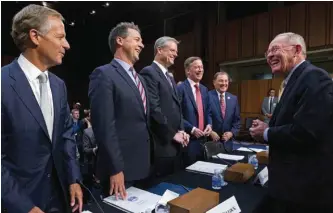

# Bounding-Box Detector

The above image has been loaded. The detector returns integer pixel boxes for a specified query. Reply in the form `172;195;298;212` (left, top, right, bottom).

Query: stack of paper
103;187;161;213
212;153;244;161
186;161;228;175
237;147;266;153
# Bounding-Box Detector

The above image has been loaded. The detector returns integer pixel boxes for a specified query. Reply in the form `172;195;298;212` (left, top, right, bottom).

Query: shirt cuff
191;127;196;134
263;128;269;142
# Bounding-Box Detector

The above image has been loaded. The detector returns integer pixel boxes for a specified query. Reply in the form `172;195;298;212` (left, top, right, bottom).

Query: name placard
206;196;241;213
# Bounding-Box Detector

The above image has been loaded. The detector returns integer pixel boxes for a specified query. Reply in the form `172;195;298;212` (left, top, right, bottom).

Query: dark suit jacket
268;61;333;204
1;60;81;213
82;127;96;165
208;90;241;136
177;79;212;135
140;62;183;158
89;59;151;182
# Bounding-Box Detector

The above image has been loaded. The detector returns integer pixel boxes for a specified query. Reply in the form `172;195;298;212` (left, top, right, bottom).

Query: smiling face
31;16;70;68
157;41;178;67
117;28;144;64
186;59;204;83
213;73;229;93
266;36;303;75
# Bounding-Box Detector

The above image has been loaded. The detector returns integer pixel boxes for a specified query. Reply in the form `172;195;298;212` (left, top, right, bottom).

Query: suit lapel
200;85;207;115
225;92;232;121
49;73;60;146
212;91;223;122
184;80;197;112
9;60;50;140
111;60;145;115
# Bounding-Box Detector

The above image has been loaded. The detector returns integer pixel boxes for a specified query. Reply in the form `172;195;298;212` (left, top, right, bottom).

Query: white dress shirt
187;78;199;101
153;60;169;79
17;54;54;123
216;90;226;104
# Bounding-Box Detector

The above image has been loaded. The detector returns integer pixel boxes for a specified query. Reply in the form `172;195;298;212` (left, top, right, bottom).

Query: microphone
78;180;105;213
214;155;233;167
236;140;258;153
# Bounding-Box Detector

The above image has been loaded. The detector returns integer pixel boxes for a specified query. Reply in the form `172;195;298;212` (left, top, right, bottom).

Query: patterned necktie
220;93;226;119
130;67;147;113
38;73;53;141
194;84;204;131
278;80;286;101
269;97;273;113
165;72;174;89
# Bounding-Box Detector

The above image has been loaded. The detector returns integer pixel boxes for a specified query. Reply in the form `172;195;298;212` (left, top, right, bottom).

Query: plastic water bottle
220;169;228;187
249;155;258;169
212;169;222;190
155;204;170;213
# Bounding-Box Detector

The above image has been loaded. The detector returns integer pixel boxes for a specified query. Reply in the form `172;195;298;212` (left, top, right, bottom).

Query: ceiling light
69;21;75;26
103;2;109;7
90;10;96;15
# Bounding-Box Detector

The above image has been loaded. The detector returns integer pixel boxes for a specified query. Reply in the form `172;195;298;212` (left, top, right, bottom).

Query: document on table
212;153;244;161
157;189;179;205
103;187;161;213
186;161;228;175
237;147;266;153
206;196;241;213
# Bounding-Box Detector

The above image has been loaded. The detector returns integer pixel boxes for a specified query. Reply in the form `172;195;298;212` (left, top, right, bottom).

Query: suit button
47;174;51;178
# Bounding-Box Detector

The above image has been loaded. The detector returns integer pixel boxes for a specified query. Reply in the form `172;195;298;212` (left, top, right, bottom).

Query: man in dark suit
250;32;333;213
208;72;241;153
261;88;278;123
1;4;82;213
89;22;150;200
177;57;212;165
140;36;190;177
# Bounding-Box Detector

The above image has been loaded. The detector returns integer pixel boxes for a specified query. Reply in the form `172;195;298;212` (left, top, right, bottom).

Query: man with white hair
140;36;189;177
250;32;333;212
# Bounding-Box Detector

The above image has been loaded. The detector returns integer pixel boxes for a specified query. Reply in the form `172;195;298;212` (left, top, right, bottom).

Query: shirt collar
187;78;199;88
17;54;49;81
153;60;168;75
216;90;225;98
114;58;132;72
284;60;305;86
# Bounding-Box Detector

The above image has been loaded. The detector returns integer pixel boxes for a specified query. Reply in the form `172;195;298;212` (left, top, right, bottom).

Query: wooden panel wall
240;80;270;113
289;3;307;41
270;7;288;40
226;20;241;60
241;16;255;58
330;2;333;45
255;12;270;57
308;2;327;48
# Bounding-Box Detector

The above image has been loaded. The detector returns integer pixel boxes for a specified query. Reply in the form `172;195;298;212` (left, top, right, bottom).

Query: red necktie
194;84;204;131
130;67;147;113
220;93;226;119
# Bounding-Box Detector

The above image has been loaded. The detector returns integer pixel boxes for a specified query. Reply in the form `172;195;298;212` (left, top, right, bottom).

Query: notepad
237;147;266;153
186;161;228;175
212;153;244;161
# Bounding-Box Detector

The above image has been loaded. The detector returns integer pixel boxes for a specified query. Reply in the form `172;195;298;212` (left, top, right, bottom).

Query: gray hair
11;4;64;52
184;56;202;70
108;22;140;54
274;32;307;56
154;36;179;55
213;71;231;82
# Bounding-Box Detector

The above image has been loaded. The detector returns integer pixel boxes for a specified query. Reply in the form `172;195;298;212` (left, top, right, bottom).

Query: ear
29;29;40;46
295;44;302;55
116;36;123;46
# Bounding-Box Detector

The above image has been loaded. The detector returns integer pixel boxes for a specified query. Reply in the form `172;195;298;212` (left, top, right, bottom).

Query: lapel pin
227;96;230;99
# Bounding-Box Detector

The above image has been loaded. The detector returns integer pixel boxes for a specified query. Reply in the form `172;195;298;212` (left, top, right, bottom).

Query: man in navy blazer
2;5;82;213
208;72;241;153
177;57;212;165
89;22;151;200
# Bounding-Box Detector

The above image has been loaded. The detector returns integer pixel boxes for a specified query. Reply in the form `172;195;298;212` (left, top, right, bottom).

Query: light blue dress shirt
114;58;137;85
263;60;305;142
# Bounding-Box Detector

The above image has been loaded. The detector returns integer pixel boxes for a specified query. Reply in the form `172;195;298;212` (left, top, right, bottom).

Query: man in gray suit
261;88;278;123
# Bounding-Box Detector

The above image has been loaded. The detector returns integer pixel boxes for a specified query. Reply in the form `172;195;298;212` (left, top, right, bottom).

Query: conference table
84;143;268;213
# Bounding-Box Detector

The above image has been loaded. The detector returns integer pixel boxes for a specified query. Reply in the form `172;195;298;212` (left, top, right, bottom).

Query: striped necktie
130;67;147;113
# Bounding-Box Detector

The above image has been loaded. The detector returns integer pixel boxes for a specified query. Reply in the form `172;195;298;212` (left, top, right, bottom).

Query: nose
63;38;70;50
139;41;144;49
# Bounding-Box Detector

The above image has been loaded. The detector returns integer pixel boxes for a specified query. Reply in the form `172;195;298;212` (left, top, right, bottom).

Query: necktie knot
38;72;48;83
194;84;199;90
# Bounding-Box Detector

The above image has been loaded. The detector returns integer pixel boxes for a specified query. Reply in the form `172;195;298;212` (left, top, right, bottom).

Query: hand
173;132;185;144
29;207;44;213
203;125;212;136
179;131;190;146
266;113;272;118
249;119;268;142
192;128;204;138
110;172;127;200
69;183;83;213
93;147;98;155
221;132;233;142
210;131;220;142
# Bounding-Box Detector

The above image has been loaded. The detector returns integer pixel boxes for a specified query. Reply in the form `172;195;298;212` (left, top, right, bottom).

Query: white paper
212;153;244;161
103;187;161;213
82;211;93;213
258;166;269;186
186;161;228;175
158;189;179;205
237;147;266;153
206;196;241;213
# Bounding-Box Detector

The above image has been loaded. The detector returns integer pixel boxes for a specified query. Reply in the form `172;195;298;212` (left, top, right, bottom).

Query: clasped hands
173;130;190;147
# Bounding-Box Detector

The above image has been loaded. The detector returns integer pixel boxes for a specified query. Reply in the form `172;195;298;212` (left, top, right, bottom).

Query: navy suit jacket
1;60;81;213
267;61;333;204
89;59;151;182
177;79;212;135
208;90;241;137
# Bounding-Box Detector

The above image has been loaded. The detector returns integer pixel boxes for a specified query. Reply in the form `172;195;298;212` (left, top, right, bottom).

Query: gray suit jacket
262;96;278;123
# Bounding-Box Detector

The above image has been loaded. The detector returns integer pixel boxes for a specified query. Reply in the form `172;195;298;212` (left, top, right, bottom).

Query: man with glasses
250;33;333;212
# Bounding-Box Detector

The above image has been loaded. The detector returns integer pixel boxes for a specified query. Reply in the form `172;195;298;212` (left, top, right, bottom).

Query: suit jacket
177;79;212;135
1;60;81;213
82;127;96;165
89;59;151;182
140;62;183;158
261;96;278;123
268;61;333;204
208;90;241;137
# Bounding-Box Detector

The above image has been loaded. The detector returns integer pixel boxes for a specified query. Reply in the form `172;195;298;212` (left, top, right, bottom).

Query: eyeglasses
264;45;296;58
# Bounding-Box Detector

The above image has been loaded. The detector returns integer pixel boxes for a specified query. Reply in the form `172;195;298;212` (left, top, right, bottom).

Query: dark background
1;1;298;107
